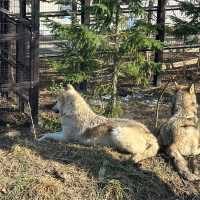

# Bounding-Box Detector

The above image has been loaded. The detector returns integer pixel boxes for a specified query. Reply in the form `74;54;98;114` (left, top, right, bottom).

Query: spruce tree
171;0;200;43
46;0;162;116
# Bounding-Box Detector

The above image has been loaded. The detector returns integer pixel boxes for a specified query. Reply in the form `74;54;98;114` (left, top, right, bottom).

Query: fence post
153;0;168;86
29;0;40;124
0;0;9;88
16;0;26;112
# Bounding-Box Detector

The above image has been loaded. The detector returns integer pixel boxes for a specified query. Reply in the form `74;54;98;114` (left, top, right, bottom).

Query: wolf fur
38;84;159;163
158;83;200;181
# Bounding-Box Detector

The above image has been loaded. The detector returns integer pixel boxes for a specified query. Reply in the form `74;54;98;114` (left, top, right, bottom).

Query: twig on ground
155;80;170;128
27;101;37;140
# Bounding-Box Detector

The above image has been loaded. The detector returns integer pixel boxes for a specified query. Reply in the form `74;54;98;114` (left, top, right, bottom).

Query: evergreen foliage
47;21;105;84
46;0;163;115
171;0;200;43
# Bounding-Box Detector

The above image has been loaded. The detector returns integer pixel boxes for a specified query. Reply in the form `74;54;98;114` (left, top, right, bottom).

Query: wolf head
52;84;76;115
52;84;93;116
171;83;198;116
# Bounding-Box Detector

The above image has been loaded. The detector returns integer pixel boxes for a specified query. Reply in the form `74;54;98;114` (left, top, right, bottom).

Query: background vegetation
46;0;163;116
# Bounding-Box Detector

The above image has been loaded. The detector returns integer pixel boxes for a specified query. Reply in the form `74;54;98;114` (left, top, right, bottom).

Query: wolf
158;83;200;181
38;84;159;163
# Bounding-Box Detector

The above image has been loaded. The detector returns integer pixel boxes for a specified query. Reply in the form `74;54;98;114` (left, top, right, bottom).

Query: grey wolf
38;84;159;163
158;83;200;181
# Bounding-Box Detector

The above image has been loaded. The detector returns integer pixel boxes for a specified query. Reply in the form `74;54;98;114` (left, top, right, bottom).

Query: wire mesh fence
0;0;39;123
38;0;200;67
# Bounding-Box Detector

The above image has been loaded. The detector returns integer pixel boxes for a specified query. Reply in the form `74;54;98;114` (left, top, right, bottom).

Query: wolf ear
65;84;74;91
189;84;195;94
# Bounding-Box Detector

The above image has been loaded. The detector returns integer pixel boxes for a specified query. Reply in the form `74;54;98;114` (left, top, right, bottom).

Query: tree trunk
111;1;120;113
81;0;90;26
79;0;90;92
153;0;168;86
146;0;154;63
112;54;118;110
71;0;77;24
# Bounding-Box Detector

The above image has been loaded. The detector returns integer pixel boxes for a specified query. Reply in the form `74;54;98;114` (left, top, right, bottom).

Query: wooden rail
162;57;200;70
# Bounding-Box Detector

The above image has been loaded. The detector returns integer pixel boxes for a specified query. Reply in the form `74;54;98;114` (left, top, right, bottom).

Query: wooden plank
162;58;199;69
25;10;72;18
164;44;200;50
23;5;194;18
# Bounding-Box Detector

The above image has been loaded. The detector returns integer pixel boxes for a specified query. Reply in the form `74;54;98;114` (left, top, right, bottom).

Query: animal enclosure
0;1;200;199
1;0;200;124
0;0;39;122
38;0;200;85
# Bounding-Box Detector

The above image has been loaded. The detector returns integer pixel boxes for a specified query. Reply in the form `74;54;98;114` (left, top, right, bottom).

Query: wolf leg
189;157;199;175
167;144;200;181
37;131;65;142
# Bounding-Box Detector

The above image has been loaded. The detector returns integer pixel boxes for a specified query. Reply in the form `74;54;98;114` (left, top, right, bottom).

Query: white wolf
38;84;159;163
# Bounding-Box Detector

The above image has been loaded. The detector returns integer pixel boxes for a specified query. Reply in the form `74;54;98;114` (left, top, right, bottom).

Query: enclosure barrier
0;0;39;123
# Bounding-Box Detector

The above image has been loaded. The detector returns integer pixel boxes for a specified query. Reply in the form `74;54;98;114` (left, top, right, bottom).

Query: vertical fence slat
29;0;40;124
16;0;26;111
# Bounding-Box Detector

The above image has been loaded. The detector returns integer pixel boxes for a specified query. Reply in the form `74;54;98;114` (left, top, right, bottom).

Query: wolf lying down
38;84;159;163
158;83;200;181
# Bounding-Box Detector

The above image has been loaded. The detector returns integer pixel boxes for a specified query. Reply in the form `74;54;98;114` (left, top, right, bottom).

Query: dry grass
0;87;200;200
0;137;199;200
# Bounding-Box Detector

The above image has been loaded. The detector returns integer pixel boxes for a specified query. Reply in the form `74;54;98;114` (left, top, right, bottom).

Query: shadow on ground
0;130;199;200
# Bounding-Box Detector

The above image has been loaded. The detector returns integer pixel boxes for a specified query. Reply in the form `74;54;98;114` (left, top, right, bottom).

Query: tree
47;0;162;116
171;0;200;43
153;0;168;86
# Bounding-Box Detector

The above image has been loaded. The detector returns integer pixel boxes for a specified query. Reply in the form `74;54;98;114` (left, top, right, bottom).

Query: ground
0;86;200;200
